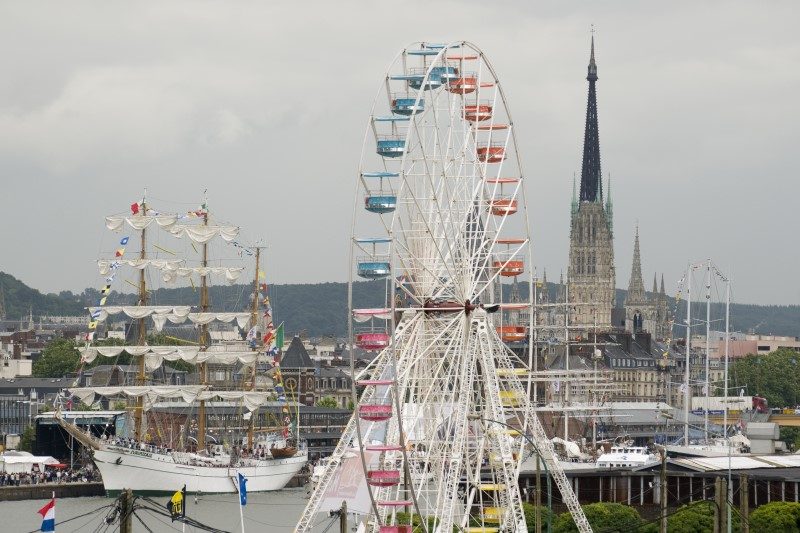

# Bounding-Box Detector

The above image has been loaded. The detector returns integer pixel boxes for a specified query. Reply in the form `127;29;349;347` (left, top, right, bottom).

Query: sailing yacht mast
683;264;692;443
134;194;148;441
704;259;712;440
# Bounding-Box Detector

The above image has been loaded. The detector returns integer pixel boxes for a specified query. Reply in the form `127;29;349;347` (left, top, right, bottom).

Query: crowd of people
0;466;99;486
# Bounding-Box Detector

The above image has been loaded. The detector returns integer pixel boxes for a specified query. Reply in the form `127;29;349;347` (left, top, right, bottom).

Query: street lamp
467;414;552;533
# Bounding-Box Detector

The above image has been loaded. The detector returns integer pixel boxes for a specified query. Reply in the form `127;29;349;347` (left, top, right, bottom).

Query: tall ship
57;195;307;494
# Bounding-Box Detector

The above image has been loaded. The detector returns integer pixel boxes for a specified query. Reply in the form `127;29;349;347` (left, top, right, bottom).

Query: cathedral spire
653;273;658;294
579;30;602;203
625;225;646;304
660;273;666;294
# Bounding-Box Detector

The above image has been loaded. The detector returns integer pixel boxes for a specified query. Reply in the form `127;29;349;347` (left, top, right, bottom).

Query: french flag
38;498;55;532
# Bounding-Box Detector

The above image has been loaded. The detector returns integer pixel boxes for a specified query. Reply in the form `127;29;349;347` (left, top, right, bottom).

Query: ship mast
247;246;263;450
198;197;209;451
134;194;147;441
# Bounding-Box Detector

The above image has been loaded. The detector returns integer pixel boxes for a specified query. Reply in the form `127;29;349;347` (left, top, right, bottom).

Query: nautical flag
88;321;98;330
237;473;248;506
99;297;107;306
37;498;55;532
101;285;111;295
274;323;284;353
246;326;257;342
119;236;129;245
130;202;139;215
115;248;125;257
165;486;186;521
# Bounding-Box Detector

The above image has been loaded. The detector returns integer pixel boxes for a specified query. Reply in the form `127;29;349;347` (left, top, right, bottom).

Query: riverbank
0;481;105;501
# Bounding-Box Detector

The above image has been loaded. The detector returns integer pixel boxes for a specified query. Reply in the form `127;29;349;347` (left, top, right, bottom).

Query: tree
749;501;800;532
32;338;80;377
17;425;36;452
554;502;643;533
729;348;800;407
660;500;740;533
781;427;800;451
316;396;339;408
666;501;714;533
523;502;554;532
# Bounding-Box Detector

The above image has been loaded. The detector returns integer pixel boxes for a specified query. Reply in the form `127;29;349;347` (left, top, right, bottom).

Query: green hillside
1;271;797;338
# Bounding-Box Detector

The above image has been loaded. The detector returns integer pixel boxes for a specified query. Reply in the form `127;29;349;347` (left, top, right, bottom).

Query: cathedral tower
567;35;616;330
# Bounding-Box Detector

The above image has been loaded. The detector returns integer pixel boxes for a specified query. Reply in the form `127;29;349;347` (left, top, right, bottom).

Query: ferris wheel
297;42;591;533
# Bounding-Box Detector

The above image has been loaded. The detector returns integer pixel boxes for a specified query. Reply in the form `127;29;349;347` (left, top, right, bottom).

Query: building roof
316;366;350;379
281;336;314;368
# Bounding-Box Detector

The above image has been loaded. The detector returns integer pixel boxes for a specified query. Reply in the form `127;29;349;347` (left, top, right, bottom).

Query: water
0;488;340;532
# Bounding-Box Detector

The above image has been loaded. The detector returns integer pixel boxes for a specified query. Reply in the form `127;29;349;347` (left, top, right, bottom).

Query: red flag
131;202;140;215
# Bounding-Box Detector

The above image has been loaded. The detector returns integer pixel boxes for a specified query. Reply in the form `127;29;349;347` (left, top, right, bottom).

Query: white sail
97;260;244;284
88;306;250;331
68;386;274;412
167;224;239;243
105;214;179;231
79;345;260;370
97;259;185;273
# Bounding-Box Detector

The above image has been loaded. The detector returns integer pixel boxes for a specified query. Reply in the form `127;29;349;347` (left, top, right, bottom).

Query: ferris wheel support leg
432;318;477;532
522;404;593;533
295;353;393;532
476;318;527;532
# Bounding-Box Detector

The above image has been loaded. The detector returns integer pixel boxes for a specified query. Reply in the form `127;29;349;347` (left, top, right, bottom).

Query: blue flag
238;473;247;506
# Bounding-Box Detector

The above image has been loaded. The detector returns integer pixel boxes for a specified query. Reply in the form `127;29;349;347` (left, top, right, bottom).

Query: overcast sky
0;1;797;305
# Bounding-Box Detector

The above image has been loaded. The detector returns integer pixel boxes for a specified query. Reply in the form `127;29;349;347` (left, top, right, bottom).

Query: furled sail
97;260;244;284
105;215;179;231
68;386;273;412
79;346;260;371
167;224;239;243
88;306;250;331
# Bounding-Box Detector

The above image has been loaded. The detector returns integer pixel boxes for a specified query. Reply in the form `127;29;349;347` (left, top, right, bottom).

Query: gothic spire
653;273;658;294
625;225;646;304
660;273;666;294
579;32;602;203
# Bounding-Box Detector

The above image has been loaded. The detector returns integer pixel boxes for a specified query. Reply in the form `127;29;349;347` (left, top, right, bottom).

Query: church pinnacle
626;225;646;304
579;33;602;202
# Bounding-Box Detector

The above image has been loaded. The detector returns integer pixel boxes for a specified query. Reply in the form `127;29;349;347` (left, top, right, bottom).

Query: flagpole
237;473;246;533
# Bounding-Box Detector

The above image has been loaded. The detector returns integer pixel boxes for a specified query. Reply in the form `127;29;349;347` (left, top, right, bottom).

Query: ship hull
93;446;307;494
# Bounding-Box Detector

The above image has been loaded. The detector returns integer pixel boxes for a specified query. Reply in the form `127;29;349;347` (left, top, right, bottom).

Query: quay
0;482;105;502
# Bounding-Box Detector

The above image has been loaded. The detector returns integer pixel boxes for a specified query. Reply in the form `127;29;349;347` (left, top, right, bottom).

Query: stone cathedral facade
564;37;671;338
567;36;616;330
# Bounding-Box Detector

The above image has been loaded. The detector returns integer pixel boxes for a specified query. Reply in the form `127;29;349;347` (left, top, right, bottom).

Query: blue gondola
365;195;397;214
357;261;391;279
433;66;459;82
376;137;405;158
391;97;424;116
362;172;400;178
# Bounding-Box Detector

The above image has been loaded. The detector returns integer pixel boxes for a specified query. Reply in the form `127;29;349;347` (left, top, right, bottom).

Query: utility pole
339;500;347;533
120;489;133;533
740;474;749;533
714;476;727;533
659;447;668;533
